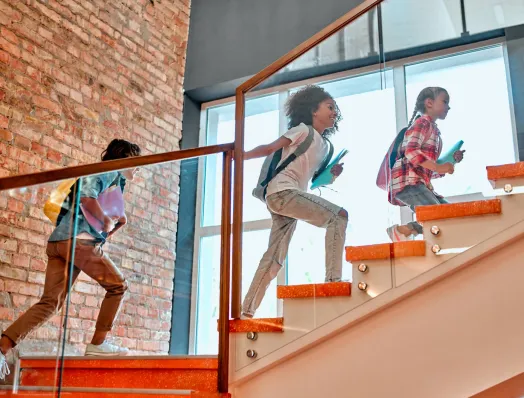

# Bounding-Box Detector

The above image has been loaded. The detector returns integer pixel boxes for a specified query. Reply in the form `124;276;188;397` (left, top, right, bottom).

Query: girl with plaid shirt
387;87;465;241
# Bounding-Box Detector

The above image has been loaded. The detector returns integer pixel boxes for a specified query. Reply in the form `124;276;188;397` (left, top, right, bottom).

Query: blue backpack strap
312;136;334;183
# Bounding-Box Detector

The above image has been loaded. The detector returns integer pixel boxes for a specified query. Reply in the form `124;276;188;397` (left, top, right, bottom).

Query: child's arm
245;136;292;160
404;120;454;175
80;197;116;233
421;160;454;175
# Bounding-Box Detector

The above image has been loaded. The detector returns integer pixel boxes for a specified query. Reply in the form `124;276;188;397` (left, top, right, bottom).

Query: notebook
310;149;348;190
437;140;464;165
80;185;125;234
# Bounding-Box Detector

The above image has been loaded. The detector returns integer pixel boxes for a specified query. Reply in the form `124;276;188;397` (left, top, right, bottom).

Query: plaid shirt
389;115;443;205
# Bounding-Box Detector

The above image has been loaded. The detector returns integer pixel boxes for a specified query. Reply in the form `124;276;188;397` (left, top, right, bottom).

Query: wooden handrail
0;143;235;191
217;151;232;393
237;0;384;93
232;0;384;319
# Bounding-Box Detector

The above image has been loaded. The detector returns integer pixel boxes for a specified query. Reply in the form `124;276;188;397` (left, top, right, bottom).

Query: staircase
227;161;524;396
2;356;230;397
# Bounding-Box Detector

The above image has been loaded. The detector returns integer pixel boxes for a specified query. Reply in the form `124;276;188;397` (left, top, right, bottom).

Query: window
193;41;517;353
405;46;517;198
288;70;399;285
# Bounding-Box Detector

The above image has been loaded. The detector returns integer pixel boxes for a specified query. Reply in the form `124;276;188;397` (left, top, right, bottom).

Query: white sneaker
0;351;9;380
386;224;410;242
85;342;129;357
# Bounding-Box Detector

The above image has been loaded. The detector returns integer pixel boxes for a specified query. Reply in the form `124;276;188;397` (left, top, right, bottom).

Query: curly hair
101;139;141;161
285;85;342;137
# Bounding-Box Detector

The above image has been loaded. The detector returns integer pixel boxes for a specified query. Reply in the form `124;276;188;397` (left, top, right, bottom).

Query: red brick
28;232;46;246
1;27;19;45
47;148;63;163
31;142;47;156
0;308;14;321
42;135;72;156
32;96;61;114
30;258;47;272
11;227;28;241
0;115;8;129
20;243;46;258
7;199;24;214
0;0;189;356
18;163;37;175
85;295;99;307
28;271;45;284
12;254;30;268
14;135;31;150
0;37;20;58
0;49;8;64
12;293;28;308
0;129;13;141
70;292;84;305
5;280;40;297
0;237;17;252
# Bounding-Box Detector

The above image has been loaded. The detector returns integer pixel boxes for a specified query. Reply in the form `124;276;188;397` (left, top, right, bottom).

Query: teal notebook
437;140;464;165
311;149;348;190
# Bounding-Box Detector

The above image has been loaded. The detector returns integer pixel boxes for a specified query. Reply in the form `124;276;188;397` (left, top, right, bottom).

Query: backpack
376;116;421;191
43;174;125;226
43;178;78;225
253;125;334;203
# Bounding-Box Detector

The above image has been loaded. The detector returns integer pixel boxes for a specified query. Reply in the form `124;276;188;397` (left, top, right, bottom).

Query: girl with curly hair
242;85;348;318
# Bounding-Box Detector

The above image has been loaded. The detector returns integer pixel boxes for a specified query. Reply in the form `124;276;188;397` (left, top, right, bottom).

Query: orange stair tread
0;390;229;398
277;282;351;299
0;393;190;398
228;317;284;333
487;161;524;180
415;199;501;222
19;356;217;370
346;240;426;261
20;365;217;391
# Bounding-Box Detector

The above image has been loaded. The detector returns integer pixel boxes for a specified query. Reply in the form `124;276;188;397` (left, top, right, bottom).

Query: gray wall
184;0;364;101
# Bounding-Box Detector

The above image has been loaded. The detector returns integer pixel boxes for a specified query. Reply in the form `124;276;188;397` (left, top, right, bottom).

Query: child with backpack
242;85;348;319
0;139;141;379
380;87;465;241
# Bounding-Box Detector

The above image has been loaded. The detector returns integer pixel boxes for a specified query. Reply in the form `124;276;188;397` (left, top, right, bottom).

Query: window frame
189;36;515;354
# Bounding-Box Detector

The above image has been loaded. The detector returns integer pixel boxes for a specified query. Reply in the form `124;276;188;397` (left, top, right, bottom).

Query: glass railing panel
233;5;396;369
0;180;80;394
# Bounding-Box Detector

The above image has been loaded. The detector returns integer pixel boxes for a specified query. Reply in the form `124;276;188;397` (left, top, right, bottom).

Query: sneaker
85;342;129;357
386;224;409;242
240;313;253;320
0;351;9;381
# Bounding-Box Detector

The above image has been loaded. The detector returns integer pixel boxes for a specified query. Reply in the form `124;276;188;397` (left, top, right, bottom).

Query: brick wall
0;0;189;355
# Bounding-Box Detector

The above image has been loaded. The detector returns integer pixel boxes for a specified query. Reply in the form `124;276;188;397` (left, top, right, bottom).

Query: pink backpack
376;127;408;191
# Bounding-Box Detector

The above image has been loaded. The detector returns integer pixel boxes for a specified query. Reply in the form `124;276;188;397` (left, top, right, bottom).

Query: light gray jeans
395;184;448;234
242;189;348;317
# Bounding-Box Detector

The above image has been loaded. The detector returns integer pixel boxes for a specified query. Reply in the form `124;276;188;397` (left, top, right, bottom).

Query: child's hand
330;163;344;177
436;162;454;175
116;215;127;226
453;150;465;163
102;215;116;233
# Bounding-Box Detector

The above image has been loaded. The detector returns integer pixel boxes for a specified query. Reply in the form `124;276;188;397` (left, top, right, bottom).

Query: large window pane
202;95;280;226
382;0;463;52
287;70;399;284
195;229;274;354
465;0;524;34
405;45;517;198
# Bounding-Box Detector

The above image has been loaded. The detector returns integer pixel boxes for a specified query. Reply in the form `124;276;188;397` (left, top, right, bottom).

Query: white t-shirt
266;123;329;196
